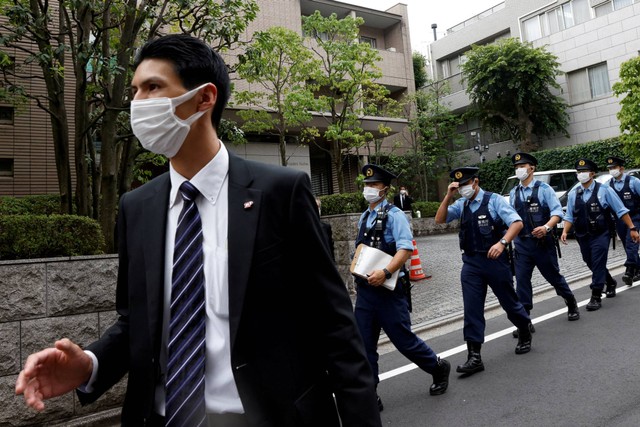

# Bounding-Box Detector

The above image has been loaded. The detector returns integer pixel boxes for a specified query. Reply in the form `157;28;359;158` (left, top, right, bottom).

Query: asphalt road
376;269;640;426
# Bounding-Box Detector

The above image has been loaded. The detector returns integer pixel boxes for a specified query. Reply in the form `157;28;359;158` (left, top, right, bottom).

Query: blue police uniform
608;173;640;282
509;179;578;320
354;164;450;407
446;189;531;344
564;179;629;307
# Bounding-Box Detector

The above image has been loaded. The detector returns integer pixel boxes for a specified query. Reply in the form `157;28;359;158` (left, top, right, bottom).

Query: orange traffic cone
409;240;430;281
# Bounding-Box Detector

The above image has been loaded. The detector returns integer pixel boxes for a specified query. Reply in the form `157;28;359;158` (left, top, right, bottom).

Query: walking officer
354;164;451;411
509;152;579;332
605;156;640;286
435;167;533;377
560;158;639;310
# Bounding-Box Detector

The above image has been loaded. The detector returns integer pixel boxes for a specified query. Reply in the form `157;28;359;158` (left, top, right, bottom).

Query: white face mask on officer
130;83;210;158
515;167;530;182
577;171;592;184
458;182;476;199
363;186;385;204
609;168;622;179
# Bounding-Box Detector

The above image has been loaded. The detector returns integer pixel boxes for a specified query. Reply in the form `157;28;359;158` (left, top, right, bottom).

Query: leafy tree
461;38;569;152
412;51;428;90
235;26;319;166
0;0;258;251
612;56;640;163
302;11;397;192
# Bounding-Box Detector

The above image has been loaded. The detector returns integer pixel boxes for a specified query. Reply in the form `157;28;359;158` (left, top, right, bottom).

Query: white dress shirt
155;142;243;415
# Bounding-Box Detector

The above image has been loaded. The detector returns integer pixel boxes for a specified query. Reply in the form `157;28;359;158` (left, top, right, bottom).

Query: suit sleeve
288;173;381;426
77;193;132;405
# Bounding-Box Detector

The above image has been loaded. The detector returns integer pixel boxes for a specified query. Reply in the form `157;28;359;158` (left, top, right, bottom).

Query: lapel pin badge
244;201;254;210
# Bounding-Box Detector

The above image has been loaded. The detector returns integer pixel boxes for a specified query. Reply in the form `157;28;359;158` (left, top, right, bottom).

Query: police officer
354;164;450;411
605;156;640;286
560;158;639;310
509;152;579;331
435;167;532;377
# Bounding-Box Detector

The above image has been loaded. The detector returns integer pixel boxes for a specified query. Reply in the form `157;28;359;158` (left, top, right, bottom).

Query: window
523;0;590;41
567;63;611;104
359;36;377;49
0;106;13;124
0;158;13;177
595;0;635;16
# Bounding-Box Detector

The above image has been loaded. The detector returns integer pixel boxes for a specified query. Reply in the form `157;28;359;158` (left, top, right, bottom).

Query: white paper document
350;243;399;290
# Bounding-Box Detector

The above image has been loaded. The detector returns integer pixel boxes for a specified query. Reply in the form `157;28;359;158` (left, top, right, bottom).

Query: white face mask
400;190;407;195
577;172;592;184
609;168;622;179
130;83;210;158
459;183;476;199
515;167;529;182
363;186;384;204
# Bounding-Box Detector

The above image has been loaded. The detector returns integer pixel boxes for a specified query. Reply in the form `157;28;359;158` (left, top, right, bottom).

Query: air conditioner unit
387;47;396;52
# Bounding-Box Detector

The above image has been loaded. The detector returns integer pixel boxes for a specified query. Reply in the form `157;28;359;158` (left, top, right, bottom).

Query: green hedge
411;201;441;218
0;215;105;260
0;194;63;215
478;137;631;193
319;192;368;215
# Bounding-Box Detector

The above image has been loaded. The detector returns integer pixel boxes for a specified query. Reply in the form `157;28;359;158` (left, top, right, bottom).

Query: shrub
319;192;368;215
0;194;63;215
411;201;441;218
0;215;105;260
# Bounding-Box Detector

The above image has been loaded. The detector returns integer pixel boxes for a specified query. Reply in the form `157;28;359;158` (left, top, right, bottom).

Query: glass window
589;63;611;98
523;16;542;41
613;0;633;9
0;158;13;177
595;2;612;17
0;106;13;124
572;0;591;24
562;3;575;28
359;36;377;49
567;63;611;104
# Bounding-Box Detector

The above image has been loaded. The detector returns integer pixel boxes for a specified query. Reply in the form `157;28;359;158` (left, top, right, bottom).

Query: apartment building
427;0;640;163
227;0;415;194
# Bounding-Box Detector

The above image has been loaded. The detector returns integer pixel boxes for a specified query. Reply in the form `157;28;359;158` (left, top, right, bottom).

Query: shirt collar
583;180;596;192
368;198;389;213
169;141;230;209
519;178;538;190
468;188;485;204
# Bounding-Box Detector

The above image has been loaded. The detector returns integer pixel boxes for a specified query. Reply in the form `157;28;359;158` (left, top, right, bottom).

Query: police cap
512;152;538;166
449;167;479;184
606;156;625;168
575;158;598;172
362;164;397;185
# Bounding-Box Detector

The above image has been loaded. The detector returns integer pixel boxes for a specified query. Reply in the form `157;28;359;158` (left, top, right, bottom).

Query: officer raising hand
435;167;532;377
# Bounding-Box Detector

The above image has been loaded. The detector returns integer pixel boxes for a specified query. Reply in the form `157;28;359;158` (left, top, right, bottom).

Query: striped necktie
166;181;206;427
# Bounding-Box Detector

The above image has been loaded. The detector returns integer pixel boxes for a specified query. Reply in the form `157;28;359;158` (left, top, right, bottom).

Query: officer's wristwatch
544;225;552;233
383;268;392;279
631;227;638;232
499;238;508;246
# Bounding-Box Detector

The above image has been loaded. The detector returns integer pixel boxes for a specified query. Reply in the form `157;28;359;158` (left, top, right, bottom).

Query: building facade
427;0;640;163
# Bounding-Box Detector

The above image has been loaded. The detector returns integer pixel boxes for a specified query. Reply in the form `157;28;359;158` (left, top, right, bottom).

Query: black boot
456;342;484;375
515;325;532;354
633;268;640;286
622;266;634;286
586;289;602;311
565;296;580;321
429;358;451;395
376;394;383;412
605;277;617;298
512;322;535;338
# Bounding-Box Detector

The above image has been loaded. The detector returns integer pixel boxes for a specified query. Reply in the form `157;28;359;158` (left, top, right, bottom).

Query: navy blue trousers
576;231;611;291
461;252;530;343
615;216;640;268
514;236;574;311
355;282;438;384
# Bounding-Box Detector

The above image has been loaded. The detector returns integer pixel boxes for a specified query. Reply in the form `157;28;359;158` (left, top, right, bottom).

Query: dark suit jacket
393;193;413;212
78;153;380;427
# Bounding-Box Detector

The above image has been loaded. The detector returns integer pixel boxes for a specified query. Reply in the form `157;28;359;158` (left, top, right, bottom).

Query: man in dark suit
393;186;413;213
16;35;380;427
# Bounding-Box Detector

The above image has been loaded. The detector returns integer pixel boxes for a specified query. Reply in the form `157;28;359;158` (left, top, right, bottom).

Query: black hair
133;34;230;130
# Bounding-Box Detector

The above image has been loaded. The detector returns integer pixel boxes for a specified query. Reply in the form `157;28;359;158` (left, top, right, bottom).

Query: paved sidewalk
408;232;626;329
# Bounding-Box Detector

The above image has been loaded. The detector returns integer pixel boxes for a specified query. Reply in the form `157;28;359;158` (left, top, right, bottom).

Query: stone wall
0;215;457;426
0;255;124;427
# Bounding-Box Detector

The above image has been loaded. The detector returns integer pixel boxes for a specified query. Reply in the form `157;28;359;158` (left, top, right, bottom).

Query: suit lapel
141;174;170;353
227;154;261;350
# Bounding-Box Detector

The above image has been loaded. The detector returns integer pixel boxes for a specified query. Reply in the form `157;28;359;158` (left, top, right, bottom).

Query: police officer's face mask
609;168;622;179
577;172;592;184
130;83;210;158
515;167;530;182
363;186;385;203
458;182;476;199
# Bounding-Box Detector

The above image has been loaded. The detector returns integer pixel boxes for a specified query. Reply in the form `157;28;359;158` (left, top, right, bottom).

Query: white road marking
379;283;633;381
